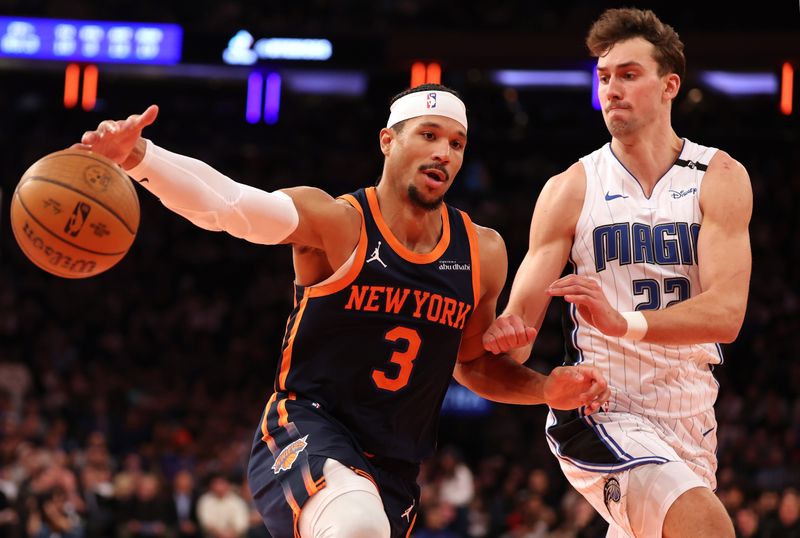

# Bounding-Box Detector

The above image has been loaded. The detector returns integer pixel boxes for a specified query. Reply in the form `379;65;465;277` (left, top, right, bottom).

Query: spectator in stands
196;474;248;538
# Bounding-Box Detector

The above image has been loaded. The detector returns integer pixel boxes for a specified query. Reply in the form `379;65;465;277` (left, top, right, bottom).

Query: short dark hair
586;8;685;80
388;83;463;133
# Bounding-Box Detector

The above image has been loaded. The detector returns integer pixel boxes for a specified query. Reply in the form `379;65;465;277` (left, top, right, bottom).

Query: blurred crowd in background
1;1;799;537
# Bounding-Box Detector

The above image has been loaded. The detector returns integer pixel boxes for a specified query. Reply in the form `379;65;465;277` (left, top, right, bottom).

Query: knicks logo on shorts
603;476;622;512
271;435;309;474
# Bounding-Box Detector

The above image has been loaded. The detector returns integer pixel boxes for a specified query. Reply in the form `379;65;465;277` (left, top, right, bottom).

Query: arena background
0;1;798;537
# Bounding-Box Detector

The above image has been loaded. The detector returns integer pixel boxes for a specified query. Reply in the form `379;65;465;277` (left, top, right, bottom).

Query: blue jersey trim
607;138;687;200
545;412;670;472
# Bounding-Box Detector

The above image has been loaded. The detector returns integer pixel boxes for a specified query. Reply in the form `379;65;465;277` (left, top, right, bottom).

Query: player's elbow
453;360;477;387
717;328;739;344
717;306;746;343
453;359;489;396
718;328;742;344
452;362;467;386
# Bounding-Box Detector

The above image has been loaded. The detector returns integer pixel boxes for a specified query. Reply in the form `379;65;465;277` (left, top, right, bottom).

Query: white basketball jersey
568;139;722;419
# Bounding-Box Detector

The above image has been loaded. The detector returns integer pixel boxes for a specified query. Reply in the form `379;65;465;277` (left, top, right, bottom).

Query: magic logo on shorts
603;476;621;512
271;435;309;474
427;92;437;109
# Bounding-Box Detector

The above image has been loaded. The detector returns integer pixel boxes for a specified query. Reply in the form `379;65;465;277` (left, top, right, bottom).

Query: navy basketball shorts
247;393;420;538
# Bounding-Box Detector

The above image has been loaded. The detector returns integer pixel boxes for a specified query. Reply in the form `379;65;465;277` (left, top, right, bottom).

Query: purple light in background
246;71;262;124
283;70;367;96
492;69;591;87
700;71;778;96
264;72;281;125
592;64;601;110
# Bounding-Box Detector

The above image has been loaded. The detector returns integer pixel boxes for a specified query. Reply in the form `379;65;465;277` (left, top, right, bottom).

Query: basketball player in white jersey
476;8;751;538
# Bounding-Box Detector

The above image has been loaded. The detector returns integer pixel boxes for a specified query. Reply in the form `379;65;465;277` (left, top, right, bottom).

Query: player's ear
664;73;680;102
379;128;395;157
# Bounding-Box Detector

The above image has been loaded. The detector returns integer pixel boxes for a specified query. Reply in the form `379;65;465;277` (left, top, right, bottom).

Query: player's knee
326;494;391;538
663;487;733;538
663;514;734;538
316;491;390;538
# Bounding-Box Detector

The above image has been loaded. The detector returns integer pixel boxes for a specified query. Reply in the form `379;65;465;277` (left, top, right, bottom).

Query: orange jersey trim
405;513;418;537
278;289;311;391
263;433;279;455
351;467;381;494
261;393;297;446
460;210;482;309
308;194;368;298
260;393;278;441
276;392;296;427
282;487;300;537
365;187;451;264
301;463;320;497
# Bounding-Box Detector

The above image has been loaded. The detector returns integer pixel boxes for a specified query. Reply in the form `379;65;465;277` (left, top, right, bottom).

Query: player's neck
374;184;443;253
610;126;683;193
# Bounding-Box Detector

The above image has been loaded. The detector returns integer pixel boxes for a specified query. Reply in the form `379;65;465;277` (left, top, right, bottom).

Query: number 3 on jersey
372;326;421;391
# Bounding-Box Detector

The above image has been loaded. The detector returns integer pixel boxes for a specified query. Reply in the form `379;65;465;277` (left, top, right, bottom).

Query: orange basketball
10;148;140;279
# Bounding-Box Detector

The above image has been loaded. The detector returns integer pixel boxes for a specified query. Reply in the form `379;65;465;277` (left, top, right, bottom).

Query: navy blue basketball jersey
270;186;480;463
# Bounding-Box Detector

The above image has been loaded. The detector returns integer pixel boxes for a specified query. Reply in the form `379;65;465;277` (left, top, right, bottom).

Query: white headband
386;90;468;131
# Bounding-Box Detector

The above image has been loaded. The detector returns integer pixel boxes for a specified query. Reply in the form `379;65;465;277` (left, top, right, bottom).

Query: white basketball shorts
545;408;718;537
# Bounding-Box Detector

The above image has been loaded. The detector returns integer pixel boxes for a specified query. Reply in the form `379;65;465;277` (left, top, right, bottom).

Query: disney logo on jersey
438;259;470;271
271;435;309;474
669;187;697;199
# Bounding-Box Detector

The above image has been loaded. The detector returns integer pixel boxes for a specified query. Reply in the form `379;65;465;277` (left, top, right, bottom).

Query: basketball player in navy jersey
78;84;610;538
479;8;751;538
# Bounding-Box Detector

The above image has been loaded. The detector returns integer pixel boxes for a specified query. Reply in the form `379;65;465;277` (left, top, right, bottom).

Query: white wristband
621;311;648;341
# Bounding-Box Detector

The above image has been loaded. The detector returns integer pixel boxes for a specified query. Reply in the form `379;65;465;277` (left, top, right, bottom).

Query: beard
408;184;444;211
607;118;635;138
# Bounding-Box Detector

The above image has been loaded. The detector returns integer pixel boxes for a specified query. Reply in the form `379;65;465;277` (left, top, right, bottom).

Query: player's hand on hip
547;275;626;337
73;104;159;168
482;313;537;355
544;365;610;413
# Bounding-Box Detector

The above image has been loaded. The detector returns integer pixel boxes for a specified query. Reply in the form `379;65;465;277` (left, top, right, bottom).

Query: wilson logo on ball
19;221;98;274
64;201;92;237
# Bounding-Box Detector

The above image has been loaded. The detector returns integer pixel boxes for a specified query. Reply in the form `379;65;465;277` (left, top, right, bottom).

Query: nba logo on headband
427;93;437;109
387;90;467;130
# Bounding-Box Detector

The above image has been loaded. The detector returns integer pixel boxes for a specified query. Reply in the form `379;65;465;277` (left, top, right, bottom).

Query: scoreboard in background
0;16;182;64
0;16;790;119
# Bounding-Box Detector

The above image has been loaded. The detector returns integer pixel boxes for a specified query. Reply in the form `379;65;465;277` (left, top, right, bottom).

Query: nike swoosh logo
605;191;628;201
